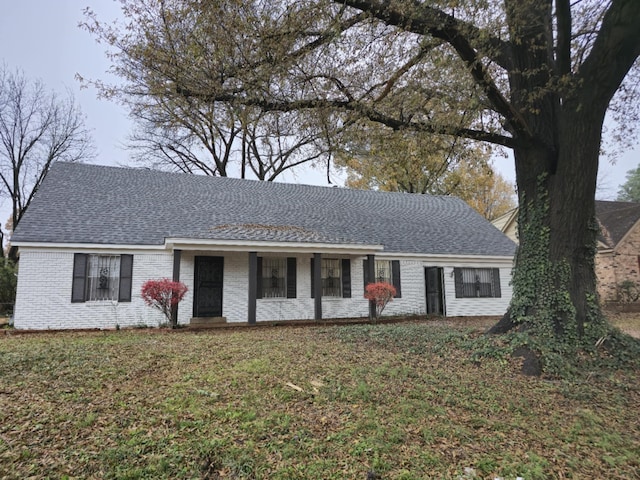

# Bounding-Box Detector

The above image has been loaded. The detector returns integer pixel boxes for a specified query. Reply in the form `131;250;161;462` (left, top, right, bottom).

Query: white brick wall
177;251;250;324
441;265;513;317
256;254;316;322
15;248;513;329
178;253;512;323
14;248;173;330
178;253;372;323
381;259;429;317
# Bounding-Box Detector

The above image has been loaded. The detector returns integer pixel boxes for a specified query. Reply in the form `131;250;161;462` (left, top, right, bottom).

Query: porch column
367;254;376;320
314;253;322;320
171;249;181;327
248;252;257;324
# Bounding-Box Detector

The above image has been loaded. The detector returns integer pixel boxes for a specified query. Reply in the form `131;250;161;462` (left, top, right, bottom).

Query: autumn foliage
141;279;188;326
364;282;396;318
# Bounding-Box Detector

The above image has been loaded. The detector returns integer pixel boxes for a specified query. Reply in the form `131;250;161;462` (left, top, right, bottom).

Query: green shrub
0;259;17;316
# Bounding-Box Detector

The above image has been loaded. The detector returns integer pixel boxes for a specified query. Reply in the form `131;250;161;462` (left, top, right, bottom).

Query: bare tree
83;1;333;181
0;66;94;255
128;96;332;180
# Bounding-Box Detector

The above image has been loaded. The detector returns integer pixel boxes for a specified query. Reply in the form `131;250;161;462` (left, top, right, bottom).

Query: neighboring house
12;163;516;330
594;201;640;302
492;201;640;303
491;208;518;243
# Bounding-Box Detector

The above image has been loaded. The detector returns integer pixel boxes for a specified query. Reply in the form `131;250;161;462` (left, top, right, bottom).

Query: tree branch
576;0;640;109
338;0;513;70
175;87;514;147
555;0;572;76
335;0;529;140
371;40;441;103
263;99;515;147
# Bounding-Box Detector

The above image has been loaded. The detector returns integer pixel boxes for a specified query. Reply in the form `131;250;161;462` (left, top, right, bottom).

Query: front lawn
1;321;638;479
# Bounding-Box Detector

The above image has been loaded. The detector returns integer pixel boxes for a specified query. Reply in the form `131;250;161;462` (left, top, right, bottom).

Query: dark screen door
194;256;224;317
425;267;444;315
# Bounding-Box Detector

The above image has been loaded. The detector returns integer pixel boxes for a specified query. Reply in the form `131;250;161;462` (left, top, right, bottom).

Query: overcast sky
1;0;638;202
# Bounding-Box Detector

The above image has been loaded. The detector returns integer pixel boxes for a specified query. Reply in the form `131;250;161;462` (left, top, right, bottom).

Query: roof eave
164;237;385;255
12;241;165;250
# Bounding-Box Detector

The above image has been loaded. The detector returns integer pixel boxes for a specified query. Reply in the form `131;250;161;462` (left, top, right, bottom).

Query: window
375;260;391;284
257;257;296;299
72;253;133;303
311;258;351;298
261;257;286;298
87;255;120;301
454;268;501;298
363;259;401;298
322;258;342;297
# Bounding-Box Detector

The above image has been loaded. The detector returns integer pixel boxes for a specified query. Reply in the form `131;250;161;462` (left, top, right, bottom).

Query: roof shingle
595;200;640;248
12;162;516;256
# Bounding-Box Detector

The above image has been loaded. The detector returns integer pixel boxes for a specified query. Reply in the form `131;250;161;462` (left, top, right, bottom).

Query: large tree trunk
489;0;613;343
489;92;609;346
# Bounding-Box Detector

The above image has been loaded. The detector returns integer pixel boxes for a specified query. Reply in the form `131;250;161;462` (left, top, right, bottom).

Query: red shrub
364;282;396;318
141;279;188;326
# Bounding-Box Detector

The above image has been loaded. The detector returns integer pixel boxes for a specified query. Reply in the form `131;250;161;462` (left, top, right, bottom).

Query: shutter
363;259;370;292
310;257;315;298
287;257;297;298
454;268;463;298
118;254;133;302
71;253;88;303
256;257;263;299
492;268;502;298
391;260;401;298
341;259;351;298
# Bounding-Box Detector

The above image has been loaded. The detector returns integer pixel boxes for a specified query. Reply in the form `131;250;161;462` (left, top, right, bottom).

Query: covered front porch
164;237;385;326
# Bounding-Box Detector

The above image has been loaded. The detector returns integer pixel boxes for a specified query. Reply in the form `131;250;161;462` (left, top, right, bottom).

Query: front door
425;267;445;315
194;256;224;317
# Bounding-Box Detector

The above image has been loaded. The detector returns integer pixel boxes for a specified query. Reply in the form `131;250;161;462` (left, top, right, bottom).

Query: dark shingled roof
595;200;640;248
12;162;516;256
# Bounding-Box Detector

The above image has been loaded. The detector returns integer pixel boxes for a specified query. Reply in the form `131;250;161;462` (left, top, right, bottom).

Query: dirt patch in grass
1;320;638;479
604;308;640;338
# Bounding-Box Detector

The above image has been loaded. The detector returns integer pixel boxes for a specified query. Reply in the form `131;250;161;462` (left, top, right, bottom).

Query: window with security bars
322;258;341;297
86;255;121;301
261;257;287;298
363;258;401;298
454;268;501;298
375;260;391;284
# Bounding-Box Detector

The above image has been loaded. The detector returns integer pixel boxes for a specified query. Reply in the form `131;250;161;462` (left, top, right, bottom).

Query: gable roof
12;162;516;257
490;208;518;236
595;200;640;248
491;200;640;250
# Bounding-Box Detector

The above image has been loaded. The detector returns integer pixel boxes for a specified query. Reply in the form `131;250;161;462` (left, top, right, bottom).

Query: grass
0;319;638;479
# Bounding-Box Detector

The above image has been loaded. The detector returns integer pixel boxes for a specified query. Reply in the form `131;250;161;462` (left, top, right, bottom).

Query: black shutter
341;259;351;298
256;257;263;299
71;253;88;303
310;257;315;298
492;268;502;298
454;268;463;298
391;260;401;298
287;257;297;298
118;254;133;302
363;259;370;292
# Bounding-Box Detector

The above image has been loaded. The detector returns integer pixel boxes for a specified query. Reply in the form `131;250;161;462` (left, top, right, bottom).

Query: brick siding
15;248;513;329
596;222;640;302
14;249;173;329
